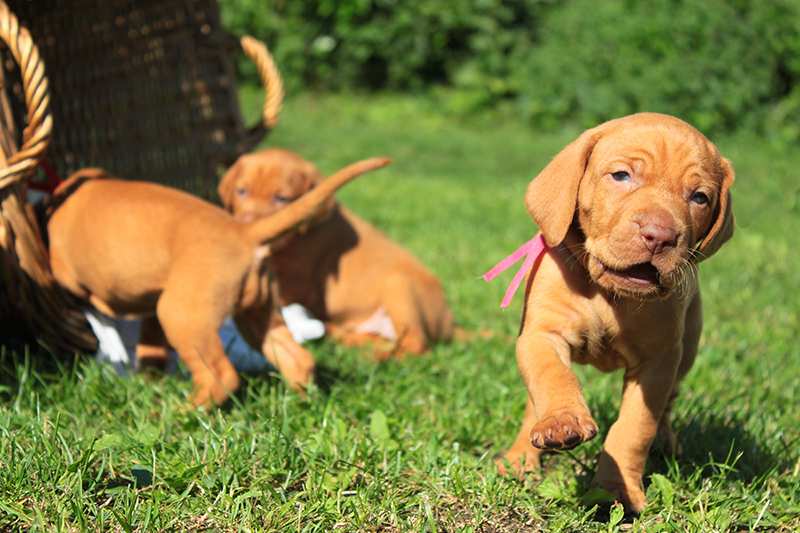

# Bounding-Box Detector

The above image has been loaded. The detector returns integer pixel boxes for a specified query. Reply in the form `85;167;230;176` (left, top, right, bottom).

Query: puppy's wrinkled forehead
589;119;722;188
243;150;316;193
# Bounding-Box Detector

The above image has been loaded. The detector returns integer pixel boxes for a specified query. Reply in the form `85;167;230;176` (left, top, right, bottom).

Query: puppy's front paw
191;373;240;408
191;386;215;409
530;410;598;450
281;354;315;393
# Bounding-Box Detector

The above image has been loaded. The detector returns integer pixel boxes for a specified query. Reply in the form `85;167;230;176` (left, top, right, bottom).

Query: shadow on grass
0;336;89;399
497;392;785;522
654;411;789;482
102;465;154;491
598;409;783;523
313;361;358;395
231;358;358;406
579;389;784;484
0;332;360;410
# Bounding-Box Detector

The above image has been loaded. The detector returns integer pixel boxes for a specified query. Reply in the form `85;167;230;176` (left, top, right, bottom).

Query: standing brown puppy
48;158;389;406
496;113;734;512
218;149;453;357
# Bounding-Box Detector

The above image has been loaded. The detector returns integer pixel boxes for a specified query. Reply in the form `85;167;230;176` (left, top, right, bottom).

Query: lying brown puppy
48;158;389;406
496;113;734;512
218;148;453;357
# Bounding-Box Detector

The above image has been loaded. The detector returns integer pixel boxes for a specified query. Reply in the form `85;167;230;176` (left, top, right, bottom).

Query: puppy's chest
568;298;683;372
568;320;626;372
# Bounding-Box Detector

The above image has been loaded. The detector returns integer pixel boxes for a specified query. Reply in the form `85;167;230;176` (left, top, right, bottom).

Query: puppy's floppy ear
218;158;245;210
697;156;735;259
525;127;602;247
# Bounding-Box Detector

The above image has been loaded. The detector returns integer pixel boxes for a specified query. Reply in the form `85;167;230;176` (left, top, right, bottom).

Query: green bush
220;0;800;140
220;0;549;93
514;0;800;136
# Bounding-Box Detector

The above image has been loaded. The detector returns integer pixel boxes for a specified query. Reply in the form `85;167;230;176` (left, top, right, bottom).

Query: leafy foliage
221;0;800;139
221;0;548;93
513;0;800;136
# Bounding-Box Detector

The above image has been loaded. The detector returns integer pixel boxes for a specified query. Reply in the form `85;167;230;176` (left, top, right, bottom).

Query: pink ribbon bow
483;233;547;308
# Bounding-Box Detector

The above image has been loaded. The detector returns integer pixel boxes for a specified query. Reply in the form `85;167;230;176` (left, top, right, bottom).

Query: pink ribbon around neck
483;233;548;308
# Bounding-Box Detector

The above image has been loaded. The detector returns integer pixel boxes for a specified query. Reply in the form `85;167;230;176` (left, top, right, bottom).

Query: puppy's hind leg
136;316;171;372
157;290;240;407
260;325;316;392
234;308;316;392
381;275;429;358
324;324;395;361
497;396;543;477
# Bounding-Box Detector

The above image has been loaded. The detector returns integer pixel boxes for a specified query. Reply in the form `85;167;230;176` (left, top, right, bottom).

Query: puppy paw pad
530;411;598;450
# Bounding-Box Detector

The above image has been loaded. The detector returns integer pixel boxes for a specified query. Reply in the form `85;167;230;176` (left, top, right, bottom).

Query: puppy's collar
483;233;547;308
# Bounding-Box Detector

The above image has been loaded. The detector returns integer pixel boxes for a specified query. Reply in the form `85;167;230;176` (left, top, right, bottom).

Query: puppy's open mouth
602;262;660;287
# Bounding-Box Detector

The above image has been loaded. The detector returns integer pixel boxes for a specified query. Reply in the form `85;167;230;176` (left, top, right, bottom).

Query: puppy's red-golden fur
218;149;453;357
497;113;734;512
48;158;389;405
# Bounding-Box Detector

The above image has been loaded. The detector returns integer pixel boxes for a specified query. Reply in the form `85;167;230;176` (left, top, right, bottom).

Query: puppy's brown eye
690;191;709;205
611;171;631;182
236;187;247;197
274;194;293;204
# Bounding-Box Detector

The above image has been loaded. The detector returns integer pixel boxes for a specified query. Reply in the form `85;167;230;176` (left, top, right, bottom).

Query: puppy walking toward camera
48;158;389;406
218;149;453;358
494;113;734;512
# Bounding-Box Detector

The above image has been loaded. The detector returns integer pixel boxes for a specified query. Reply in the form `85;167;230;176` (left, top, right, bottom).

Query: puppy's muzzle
590;209;689;297
634;210;679;257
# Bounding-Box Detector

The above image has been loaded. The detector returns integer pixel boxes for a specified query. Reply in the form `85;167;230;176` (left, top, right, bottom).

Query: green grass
1;90;799;531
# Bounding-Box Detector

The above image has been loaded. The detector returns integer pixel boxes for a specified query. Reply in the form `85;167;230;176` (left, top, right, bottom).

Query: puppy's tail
242;35;284;130
47;167;111;217
52;167;110;197
244;157;391;245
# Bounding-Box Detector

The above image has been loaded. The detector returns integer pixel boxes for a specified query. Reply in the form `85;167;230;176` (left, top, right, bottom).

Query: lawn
1;90;798;531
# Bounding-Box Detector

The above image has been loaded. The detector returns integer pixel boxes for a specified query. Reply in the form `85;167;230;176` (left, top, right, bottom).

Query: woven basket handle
0;0;51;190
241;35;283;130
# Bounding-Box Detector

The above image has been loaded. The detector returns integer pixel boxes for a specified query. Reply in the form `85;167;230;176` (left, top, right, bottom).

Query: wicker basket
0;0;282;353
6;0;281;196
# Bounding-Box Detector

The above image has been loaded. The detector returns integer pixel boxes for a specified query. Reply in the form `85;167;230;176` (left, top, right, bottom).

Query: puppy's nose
640;222;678;255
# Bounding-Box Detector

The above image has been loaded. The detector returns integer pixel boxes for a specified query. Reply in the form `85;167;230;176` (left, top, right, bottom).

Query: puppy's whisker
689;247;707;262
561;242;588;269
564;242;589;268
672;258;698;299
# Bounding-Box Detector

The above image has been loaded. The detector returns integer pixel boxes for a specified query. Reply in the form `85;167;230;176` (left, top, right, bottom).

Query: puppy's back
48;179;247;304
